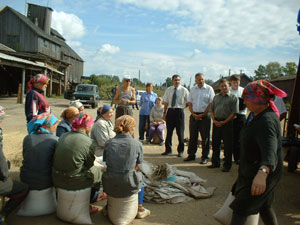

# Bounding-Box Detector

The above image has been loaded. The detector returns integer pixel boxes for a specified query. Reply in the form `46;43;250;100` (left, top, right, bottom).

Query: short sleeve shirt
163;85;189;109
210;92;239;119
188;84;215;112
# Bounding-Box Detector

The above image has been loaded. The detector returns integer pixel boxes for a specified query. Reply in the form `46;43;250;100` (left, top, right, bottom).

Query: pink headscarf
72;113;94;131
27;74;49;92
242;80;287;118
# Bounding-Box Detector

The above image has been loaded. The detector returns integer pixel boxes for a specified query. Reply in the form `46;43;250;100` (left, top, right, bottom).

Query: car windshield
76;85;94;92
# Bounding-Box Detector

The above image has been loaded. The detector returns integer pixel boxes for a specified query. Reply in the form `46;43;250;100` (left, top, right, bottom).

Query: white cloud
117;0;299;49
99;44;120;54
52;10;85;42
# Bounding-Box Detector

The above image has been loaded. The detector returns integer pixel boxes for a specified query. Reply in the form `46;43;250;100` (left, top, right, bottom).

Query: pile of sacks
139;161;215;204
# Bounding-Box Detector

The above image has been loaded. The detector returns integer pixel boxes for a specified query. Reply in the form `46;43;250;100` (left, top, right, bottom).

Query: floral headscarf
27;112;58;134
242;80;287;118
72;113;94;131
27;74;49;92
0;106;5;120
114;115;136;134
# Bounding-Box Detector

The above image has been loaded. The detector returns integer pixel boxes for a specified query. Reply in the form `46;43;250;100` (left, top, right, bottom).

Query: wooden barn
0;3;84;97
271;75;296;104
211;73;252;93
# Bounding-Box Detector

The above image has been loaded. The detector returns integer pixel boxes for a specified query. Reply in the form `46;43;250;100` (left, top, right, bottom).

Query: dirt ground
1;96;300;225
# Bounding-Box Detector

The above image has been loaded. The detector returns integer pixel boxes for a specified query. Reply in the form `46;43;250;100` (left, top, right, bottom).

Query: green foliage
282;62;297;76
265;62;283;80
162;77;172;87
205;79;214;85
254;65;267;80
254;61;297;81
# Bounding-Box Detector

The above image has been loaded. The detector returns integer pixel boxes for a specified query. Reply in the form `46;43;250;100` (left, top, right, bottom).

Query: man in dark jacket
0;106;28;225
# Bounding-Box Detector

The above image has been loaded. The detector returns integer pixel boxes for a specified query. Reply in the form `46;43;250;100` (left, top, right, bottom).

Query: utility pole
138;70;140;82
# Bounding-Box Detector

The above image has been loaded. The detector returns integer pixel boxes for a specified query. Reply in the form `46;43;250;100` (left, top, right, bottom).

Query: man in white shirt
184;73;215;164
229;75;247;165
162;74;189;157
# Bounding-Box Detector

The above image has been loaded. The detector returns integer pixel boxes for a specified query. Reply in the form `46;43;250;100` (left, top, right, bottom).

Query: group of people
0;71;291;225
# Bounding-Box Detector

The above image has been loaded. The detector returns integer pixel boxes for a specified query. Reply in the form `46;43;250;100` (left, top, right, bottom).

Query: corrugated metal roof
0;52;41;67
0;52;63;75
0;43;16;52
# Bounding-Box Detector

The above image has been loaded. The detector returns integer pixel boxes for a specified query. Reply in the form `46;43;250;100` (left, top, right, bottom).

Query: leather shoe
222;167;231;172
177;152;183;157
161;152;171;156
200;159;208;165
207;164;220;168
184;156;195;162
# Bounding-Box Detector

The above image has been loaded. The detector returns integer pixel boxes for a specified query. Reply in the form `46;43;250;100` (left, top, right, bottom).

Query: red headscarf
27;74;49;92
242;80;287;118
72;113;94;131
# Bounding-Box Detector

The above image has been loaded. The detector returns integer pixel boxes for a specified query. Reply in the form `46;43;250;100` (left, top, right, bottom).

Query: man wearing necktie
161;75;189;157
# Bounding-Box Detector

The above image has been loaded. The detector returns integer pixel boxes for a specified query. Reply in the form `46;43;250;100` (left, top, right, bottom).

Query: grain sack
107;193;138;225
213;192;259;225
17;187;56;216
56;187;92;225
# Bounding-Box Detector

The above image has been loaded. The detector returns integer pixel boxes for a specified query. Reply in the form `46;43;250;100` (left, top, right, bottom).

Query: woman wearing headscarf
0;106;29;224
25;74;50;123
52;113;101;214
102;115;150;221
91;104;115;157
56;106;79;137
70;100;84;113
21;112;59;190
229;80;287;225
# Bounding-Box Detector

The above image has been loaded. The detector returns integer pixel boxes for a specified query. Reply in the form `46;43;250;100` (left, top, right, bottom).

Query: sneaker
159;141;165;146
139;139;144;144
136;207;151;219
96;192;107;202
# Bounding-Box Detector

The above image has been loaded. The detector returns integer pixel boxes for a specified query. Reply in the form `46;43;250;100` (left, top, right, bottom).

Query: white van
136;90;145;104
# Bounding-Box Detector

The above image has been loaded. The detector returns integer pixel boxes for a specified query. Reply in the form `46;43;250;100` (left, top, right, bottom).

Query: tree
205;79;214;85
163;77;172;87
265;62;283;80
282;62;297;76
254;65;267;80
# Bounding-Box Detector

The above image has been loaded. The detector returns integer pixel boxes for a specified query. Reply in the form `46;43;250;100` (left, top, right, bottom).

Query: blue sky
1;0;299;85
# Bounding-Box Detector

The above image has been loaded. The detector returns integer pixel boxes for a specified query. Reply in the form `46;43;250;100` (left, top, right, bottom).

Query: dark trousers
139;115;150;140
0;180;28;218
165;109;185;153
187;114;211;159
115;105;133;119
233;114;246;162
211;120;233;169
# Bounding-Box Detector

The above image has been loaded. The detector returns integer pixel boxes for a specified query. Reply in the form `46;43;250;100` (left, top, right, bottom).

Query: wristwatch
259;168;269;174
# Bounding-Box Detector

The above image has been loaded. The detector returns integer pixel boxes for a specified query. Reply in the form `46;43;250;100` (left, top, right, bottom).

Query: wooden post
59;78;62;96
64;68;68;91
50;73;53;96
17;84;22;104
21;68;25;103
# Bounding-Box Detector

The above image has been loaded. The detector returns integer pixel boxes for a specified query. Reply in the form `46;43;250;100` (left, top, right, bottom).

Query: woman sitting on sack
56;106;79;137
102;115;150;223
91;104;115;157
52;113;102;214
21;112;59;190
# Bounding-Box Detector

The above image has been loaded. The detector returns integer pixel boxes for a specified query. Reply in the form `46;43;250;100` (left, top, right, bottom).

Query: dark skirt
115;105;133;119
230;170;282;216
